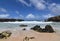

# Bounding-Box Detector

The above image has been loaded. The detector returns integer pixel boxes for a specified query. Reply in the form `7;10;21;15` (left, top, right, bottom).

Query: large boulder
45;25;54;33
31;25;42;32
0;30;12;39
0;33;5;39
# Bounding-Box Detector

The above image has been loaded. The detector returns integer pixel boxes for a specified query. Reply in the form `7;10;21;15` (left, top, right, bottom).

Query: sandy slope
0;30;60;41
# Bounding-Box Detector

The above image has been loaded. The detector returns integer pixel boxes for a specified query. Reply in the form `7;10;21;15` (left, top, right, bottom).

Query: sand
0;30;60;41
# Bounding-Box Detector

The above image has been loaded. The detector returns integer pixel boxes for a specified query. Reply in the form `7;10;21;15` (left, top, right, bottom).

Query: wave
3;21;53;24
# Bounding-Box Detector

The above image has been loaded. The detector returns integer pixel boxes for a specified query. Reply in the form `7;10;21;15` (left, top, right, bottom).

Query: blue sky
0;0;60;20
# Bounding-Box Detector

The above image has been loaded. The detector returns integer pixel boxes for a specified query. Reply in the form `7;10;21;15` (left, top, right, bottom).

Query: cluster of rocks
0;30;12;39
31;25;54;33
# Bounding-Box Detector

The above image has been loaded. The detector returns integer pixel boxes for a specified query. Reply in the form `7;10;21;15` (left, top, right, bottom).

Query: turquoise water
0;21;60;33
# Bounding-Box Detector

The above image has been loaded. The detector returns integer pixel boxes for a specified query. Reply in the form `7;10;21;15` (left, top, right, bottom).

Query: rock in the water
31;25;42;32
45;25;54;33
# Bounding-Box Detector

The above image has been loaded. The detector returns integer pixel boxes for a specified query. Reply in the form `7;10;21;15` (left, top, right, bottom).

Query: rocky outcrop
45;25;54;33
20;24;27;27
0;18;24;22
0;30;12;39
31;25;42;32
31;25;55;33
46;16;60;22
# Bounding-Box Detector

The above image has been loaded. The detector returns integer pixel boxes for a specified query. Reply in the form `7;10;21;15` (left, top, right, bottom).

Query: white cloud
26;13;35;19
0;14;10;18
19;0;31;6
18;0;46;10
19;14;24;18
16;11;20;14
42;14;54;19
48;3;60;15
0;8;7;12
30;0;46;10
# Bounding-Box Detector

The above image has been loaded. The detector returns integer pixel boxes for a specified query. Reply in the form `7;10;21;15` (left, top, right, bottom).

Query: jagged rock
0;30;12;39
45;25;54;33
22;28;26;30
20;24;27;27
46;16;60;22
31;25;42;32
0;33;5;39
31;25;54;33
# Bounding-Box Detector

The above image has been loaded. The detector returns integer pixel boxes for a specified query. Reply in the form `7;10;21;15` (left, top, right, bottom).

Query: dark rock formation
0;30;12;39
31;25;42;32
46;16;60;22
2;30;12;37
31;25;55;33
0;33;5;39
0;18;24;22
20;24;27;27
22;28;26;30
45;25;54;33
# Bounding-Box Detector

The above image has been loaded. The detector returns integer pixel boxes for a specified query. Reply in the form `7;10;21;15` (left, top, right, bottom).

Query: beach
0;22;60;41
0;30;60;41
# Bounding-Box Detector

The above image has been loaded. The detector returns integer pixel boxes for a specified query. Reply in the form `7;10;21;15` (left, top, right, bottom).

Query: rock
20;24;27;27
29;37;35;39
23;36;35;41
31;25;55;33
42;28;46;32
31;25;42;32
22;28;26;30
0;18;24;22
45;16;60;22
23;36;29;41
0;33;5;39
45;25;54;33
1;30;12;39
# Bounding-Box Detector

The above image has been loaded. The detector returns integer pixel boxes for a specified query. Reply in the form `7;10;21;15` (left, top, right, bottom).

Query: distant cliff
0;18;24;22
45;16;60;22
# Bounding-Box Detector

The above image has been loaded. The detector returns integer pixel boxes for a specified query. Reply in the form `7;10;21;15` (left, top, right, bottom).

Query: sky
0;0;60;21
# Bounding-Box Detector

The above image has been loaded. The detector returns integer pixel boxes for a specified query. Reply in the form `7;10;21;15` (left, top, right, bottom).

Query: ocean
0;21;60;33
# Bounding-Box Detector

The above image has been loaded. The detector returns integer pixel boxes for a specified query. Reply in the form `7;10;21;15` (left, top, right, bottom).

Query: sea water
0;21;60;33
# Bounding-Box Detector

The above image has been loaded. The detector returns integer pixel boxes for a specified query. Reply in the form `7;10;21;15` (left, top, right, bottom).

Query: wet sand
0;30;60;41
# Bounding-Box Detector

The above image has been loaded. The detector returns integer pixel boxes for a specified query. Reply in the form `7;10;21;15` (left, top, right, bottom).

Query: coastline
0;22;60;41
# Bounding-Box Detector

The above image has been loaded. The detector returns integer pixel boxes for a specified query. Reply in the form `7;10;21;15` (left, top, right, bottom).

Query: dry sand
0;30;60;41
